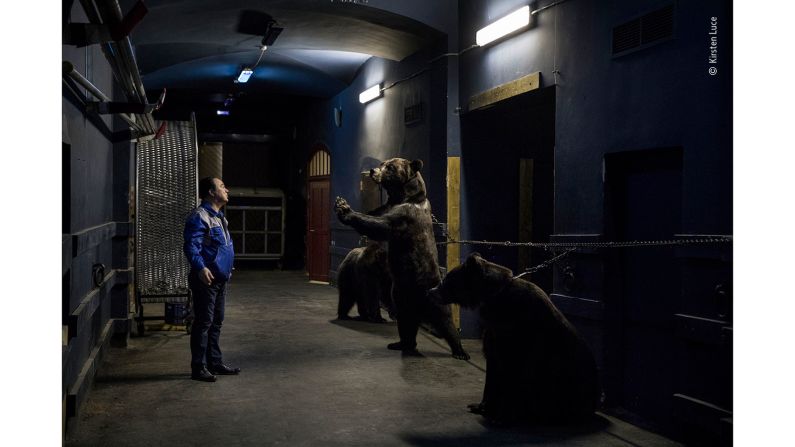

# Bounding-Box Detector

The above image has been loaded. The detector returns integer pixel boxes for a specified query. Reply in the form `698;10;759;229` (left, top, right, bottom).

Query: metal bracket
86;101;156;115
154;122;168;139
63;23;113;47
85;88;165;115
63;1;148;47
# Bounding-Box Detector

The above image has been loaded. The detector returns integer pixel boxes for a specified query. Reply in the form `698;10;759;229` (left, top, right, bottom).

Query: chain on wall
432;213;732;278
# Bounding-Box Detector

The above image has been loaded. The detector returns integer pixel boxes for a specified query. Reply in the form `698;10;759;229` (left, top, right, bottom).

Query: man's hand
334;196;352;221
200;267;214;286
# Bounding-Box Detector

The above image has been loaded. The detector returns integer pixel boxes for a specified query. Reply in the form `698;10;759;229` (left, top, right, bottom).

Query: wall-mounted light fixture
216;110;230;116
476;5;530;46
359;83;383;104
237;67;254;83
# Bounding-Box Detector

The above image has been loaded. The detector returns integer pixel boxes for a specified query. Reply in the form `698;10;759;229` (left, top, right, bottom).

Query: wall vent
612;4;674;56
404;103;423;126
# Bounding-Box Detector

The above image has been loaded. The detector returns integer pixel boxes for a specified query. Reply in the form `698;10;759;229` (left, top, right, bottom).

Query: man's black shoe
208;363;241;375
191;367;217;382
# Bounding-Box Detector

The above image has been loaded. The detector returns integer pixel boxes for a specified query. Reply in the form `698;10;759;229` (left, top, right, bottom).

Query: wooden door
306;148;331;282
307;179;330;281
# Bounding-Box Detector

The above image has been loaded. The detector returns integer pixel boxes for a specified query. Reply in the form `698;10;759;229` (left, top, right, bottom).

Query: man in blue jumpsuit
184;177;240;382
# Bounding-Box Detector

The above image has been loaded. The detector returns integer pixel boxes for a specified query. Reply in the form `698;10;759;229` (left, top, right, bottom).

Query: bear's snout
370;167;383;182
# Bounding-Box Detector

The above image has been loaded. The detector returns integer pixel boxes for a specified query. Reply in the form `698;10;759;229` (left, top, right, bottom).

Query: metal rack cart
225;187;286;267
135;117;198;335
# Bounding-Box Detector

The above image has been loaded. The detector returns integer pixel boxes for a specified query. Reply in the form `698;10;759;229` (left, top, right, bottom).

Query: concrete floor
65;270;681;446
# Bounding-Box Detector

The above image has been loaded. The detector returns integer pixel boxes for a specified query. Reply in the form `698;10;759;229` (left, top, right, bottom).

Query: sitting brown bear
429;253;600;425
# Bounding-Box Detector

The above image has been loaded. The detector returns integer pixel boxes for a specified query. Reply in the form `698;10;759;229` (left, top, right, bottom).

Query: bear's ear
465;253;482;270
410;159;424;173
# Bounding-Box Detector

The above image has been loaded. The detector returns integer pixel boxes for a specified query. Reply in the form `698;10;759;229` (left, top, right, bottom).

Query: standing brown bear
334;157;469;360
429;253;601;425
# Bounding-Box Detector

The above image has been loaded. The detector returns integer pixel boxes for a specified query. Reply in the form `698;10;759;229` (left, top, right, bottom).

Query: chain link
430;213;732;277
514;248;576;279
436;236;732;249
430;214;732;249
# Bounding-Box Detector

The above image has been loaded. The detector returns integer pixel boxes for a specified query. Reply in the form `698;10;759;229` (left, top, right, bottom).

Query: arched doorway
306;145;331;282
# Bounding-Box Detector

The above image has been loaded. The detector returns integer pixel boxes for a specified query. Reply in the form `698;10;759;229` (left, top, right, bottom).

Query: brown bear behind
336;240;394;322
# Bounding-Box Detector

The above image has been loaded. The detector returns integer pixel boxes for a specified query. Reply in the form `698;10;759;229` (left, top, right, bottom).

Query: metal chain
514;248;576;279
431;214;452;241
436;236;732;249
429;214;731;277
430;214;732;249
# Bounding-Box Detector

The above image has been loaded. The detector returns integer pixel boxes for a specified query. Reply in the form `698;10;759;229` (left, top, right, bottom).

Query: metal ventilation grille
136;118;198;299
613;4;674;55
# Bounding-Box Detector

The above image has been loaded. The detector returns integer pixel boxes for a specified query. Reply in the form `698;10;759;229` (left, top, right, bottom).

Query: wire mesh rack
134;115;198;335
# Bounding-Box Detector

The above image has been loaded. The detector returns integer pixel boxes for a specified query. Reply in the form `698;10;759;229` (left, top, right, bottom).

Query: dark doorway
460;86;555;294
306;146;331;282
603;147;683;434
63;142;71;234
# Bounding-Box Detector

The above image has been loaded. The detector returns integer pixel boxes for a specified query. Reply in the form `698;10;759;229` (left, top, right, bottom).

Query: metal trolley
134;117;198;335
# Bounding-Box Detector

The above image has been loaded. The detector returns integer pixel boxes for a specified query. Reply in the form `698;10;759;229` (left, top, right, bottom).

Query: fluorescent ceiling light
237;67;254;83
216;110;230;116
476;5;530;46
359;83;382;104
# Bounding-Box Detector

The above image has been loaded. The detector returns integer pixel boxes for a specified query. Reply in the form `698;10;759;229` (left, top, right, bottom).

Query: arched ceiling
121;0;448;101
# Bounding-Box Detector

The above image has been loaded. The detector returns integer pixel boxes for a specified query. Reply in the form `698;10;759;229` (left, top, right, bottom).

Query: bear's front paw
334;196;352;218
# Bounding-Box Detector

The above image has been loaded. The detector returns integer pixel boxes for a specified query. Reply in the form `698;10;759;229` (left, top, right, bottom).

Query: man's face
210;178;229;204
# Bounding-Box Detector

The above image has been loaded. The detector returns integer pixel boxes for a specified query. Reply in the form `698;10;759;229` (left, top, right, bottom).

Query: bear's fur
429;253;600;424
336;239;395;322
335;158;469;360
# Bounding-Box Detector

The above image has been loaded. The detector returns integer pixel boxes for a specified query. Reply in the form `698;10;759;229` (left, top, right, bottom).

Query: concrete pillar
199;142;223;180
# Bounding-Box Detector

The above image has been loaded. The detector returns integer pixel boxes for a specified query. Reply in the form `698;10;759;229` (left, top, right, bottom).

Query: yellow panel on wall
468;72;541;112
446;156;461;329
518;159;534;272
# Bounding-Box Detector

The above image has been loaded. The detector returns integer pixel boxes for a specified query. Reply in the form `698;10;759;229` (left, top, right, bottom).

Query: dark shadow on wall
458;87;556;338
460;86;555;294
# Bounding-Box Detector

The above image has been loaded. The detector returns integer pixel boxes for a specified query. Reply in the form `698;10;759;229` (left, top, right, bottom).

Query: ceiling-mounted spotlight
237;11;283;46
359;83;382;104
237;67;254;83
261;21;283;46
476;5;530;46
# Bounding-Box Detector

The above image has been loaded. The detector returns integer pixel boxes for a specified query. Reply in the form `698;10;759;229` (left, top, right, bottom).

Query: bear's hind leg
389;288;420;354
336;263;357;320
363;281;387;323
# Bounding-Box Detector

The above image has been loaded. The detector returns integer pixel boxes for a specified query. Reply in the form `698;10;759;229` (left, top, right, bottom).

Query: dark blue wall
457;0;732;442
458;0;731;237
296;40;451;276
62;2;135;426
